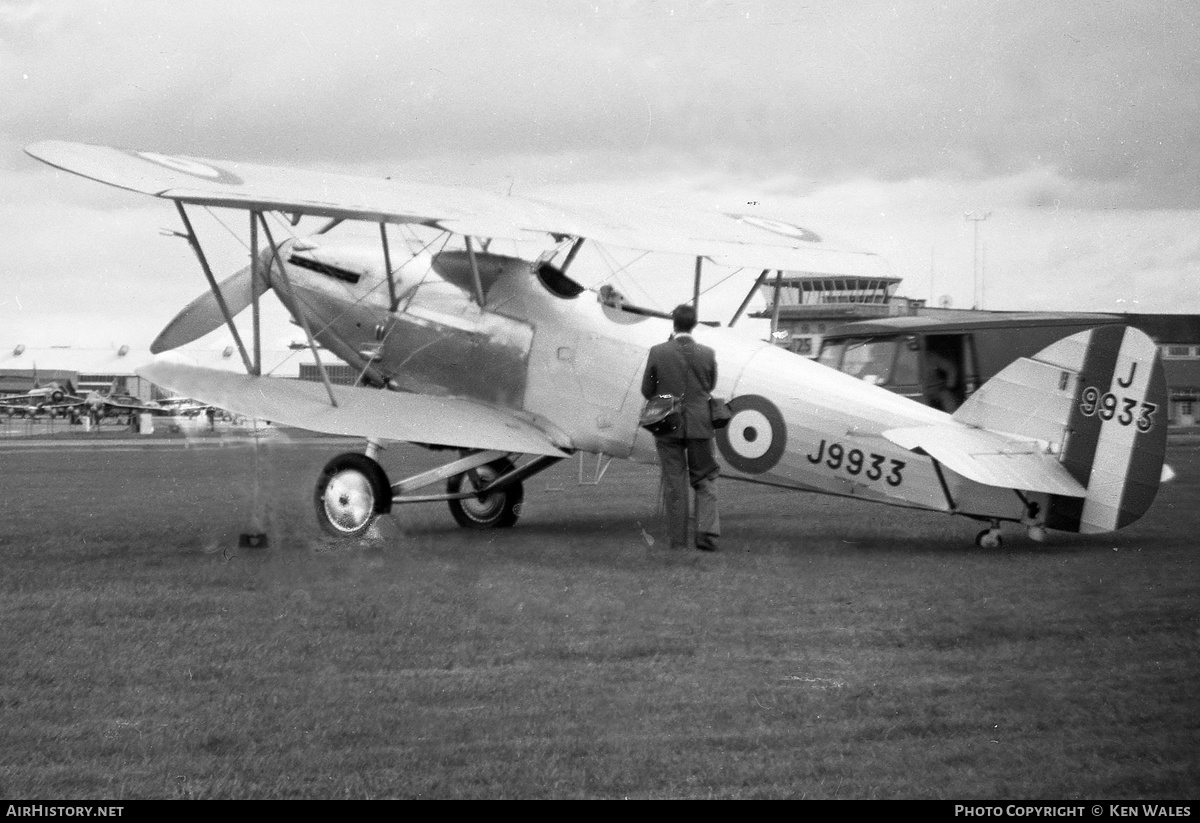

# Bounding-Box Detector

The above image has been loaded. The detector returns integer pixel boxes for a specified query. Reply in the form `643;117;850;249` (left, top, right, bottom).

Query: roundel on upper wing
130;151;243;185
715;394;787;474
727;214;822;243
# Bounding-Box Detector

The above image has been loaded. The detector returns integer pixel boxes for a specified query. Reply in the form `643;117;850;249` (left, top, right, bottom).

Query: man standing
640;304;720;551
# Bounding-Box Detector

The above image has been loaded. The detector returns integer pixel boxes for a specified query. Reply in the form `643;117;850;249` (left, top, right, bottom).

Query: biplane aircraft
25;141;1170;546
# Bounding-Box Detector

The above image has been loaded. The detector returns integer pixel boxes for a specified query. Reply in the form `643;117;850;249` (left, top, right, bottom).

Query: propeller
151;261;272;353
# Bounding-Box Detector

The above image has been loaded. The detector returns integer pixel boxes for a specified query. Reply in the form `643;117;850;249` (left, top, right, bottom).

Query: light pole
965;211;990;310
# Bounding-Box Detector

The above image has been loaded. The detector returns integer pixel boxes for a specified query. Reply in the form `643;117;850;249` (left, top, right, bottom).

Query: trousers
654;437;720;549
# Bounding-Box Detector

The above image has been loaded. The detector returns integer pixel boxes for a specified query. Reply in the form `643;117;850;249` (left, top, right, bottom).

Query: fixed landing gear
975;521;1003;549
447;458;524;529
314;452;393;538
313;447;562;538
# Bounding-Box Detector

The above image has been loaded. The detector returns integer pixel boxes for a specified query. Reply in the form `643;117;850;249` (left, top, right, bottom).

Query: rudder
953;325;1168;534
1046;326;1167;533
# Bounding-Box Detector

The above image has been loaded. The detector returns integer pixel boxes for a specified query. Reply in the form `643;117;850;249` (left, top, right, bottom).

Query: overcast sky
2;0;1199;350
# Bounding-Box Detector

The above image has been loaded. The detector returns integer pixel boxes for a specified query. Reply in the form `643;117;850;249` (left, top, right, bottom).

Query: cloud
3;1;1197;206
1;0;1197;348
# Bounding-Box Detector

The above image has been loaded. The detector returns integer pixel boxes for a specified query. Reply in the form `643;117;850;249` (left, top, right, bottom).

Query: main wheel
314;452;392;538
447;459;524;529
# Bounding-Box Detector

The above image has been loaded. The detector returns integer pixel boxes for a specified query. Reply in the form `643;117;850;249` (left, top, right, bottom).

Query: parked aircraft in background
1;375;176;425
157;396;210;416
76;389;164;424
0;379;83;418
26;141;1172;547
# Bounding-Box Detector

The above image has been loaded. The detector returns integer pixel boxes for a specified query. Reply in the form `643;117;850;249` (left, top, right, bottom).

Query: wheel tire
314;452;392;538
447;459;524;529
975;529;1003;549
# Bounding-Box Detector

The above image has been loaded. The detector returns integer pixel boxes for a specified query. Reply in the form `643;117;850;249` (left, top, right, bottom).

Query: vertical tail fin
953;325;1168;534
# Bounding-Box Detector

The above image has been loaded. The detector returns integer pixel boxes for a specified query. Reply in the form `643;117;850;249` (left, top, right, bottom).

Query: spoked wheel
447;458;524;529
314;452;393;538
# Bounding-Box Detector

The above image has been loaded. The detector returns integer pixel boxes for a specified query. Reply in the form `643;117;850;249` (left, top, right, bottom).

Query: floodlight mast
965;211;991;310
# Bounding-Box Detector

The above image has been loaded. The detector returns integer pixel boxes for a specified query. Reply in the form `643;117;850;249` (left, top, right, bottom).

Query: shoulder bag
684;349;732;429
639;393;682;436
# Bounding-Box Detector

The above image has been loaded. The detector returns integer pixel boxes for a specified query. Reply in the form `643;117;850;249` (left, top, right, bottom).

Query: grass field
1;436;1197;799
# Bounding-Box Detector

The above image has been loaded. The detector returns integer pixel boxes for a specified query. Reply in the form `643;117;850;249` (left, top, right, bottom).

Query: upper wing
26;141;884;276
137;358;569;457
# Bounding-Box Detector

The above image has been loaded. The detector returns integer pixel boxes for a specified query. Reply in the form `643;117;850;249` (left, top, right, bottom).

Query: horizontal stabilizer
137;358;569;457
883;424;1086;497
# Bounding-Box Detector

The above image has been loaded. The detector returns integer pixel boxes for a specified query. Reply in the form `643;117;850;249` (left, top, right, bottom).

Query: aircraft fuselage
271;239;1034;526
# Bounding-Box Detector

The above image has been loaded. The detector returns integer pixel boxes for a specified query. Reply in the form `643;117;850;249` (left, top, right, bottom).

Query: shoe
695;535;718;552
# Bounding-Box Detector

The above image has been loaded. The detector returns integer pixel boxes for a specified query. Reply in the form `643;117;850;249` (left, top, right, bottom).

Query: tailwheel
975;525;1003;549
314;452;393;538
447;458;524;529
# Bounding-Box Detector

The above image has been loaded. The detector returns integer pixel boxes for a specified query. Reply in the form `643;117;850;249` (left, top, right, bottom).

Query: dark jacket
641;334;717;440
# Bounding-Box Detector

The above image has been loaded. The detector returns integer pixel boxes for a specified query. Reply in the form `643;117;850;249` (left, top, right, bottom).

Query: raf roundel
132;151;244;185
727;214;822;243
716;394;787;474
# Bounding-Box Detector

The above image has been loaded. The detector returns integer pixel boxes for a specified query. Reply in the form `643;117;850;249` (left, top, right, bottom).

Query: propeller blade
151;263;271;353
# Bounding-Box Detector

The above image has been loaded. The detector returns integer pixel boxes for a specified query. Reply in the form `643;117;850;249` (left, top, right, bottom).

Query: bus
815;313;1131;413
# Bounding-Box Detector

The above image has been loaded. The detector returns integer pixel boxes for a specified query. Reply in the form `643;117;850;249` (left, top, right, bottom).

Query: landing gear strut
313;447;563;538
1018;497;1047;543
447;457;524;529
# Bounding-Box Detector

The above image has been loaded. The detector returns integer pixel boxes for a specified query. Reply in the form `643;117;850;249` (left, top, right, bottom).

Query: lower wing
138;358;569;457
